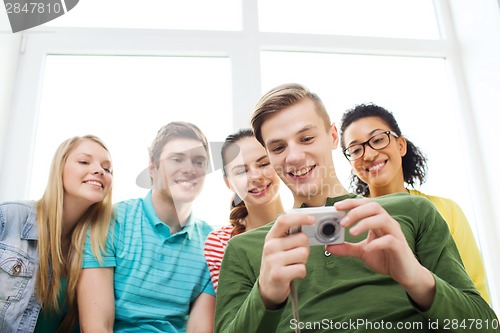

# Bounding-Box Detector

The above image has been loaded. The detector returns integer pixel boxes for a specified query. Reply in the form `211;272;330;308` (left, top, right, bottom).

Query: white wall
447;0;500;309
0;10;21;175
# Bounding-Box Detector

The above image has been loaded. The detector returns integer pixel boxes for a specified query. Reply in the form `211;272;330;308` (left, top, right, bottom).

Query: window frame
1;0;498;309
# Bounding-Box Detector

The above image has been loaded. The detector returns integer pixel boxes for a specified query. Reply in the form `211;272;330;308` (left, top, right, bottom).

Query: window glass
258;0;440;39
31;55;233;226
261;51;479;240
47;0;242;31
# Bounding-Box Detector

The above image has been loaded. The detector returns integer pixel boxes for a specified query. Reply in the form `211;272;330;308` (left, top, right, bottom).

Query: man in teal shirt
214;84;498;332
79;122;215;333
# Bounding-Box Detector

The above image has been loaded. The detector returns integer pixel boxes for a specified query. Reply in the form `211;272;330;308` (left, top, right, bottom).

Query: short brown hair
251;83;331;146
149;121;210;167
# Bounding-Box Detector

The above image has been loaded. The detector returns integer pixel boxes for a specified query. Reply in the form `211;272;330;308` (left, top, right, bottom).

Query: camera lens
321;223;336;237
315;217;341;244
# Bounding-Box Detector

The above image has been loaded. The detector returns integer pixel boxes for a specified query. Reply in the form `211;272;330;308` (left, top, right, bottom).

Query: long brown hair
221;129;255;237
36;135;113;332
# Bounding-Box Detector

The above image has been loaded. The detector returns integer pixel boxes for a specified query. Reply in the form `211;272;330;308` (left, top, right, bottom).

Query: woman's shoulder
372;192;438;216
205;226;233;252
0;200;37;211
0;200;38;238
0;200;37;222
408;189;465;222
208;225;234;240
409;189;458;206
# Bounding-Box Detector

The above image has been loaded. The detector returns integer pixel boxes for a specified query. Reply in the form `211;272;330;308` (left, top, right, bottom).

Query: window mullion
231;0;262;129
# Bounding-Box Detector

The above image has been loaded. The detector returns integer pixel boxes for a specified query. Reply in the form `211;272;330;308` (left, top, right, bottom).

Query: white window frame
1;0;499;309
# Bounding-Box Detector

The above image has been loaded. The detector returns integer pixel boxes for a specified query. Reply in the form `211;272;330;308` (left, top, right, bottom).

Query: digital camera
289;206;346;246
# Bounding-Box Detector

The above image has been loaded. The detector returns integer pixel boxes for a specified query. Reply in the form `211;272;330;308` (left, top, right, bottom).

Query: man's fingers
334;198;371;211
262;235;310;259
326;242;363;258
266;212;315;239
348;214;400;237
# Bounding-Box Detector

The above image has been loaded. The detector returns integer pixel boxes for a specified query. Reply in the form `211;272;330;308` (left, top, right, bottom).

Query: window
258;0;440;39
47;0;242;31
2;0;498;308
261;51;475;237
31;55;233;225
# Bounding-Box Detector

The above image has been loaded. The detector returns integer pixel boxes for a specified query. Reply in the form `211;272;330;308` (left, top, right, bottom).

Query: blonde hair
35;135;113;332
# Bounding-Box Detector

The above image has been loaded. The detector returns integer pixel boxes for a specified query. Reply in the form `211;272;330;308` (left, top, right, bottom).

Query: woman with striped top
204;129;284;291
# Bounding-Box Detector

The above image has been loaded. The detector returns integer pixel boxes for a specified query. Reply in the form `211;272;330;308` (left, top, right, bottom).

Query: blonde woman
0;135;113;333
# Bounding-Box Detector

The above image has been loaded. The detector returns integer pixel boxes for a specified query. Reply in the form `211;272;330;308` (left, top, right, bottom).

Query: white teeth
369;162;385;172
291;167;312;177
85;180;103;188
250;185;267;193
177;181;195;187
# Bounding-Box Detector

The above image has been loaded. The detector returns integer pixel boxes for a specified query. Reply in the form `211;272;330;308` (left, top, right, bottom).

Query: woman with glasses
339;102;490;303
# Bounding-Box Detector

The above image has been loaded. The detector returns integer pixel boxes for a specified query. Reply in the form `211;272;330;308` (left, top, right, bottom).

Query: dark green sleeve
412;199;499;332
214;241;284;333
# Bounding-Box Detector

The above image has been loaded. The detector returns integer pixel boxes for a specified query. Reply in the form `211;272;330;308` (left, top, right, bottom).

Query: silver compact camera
289;206;346;245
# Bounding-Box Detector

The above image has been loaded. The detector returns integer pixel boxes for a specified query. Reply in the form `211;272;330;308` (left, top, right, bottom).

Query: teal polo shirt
83;191;215;333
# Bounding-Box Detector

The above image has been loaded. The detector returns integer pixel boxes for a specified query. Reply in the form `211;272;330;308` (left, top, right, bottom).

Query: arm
77;267;115;333
214;213;315;333
328;198;498;331
412;190;491;303
186;293;216;333
443;199;490;303
410;198;497;329
203;230;227;292
258;213;314;308
327;198;436;309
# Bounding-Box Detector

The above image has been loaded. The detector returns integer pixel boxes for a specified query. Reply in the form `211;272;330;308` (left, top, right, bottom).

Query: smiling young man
214;84;497;332
78;122;215;333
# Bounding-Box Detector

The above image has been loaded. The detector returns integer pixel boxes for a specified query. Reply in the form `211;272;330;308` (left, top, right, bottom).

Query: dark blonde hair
251;83;331;146
36;135;113;332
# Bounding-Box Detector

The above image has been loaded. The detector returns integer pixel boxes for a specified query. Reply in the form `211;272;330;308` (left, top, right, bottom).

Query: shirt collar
143;191;195;240
21;201;38;240
300;193;358;208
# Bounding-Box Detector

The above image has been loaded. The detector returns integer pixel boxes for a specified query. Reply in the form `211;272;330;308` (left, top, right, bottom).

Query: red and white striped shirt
204;225;234;292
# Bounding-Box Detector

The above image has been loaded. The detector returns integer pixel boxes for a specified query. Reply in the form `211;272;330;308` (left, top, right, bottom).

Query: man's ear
398;135;408;157
223;176;234;192
329;123;340;149
149;161;157;186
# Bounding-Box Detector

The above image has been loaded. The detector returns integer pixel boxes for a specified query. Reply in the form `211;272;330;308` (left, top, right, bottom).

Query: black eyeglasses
343;131;399;161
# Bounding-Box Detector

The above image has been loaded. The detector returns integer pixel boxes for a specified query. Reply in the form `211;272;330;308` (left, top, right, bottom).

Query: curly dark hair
221;128;255;237
339;103;428;196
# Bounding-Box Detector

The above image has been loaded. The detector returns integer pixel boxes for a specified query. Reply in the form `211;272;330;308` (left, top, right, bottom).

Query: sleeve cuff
82;257;116;268
247;279;287;327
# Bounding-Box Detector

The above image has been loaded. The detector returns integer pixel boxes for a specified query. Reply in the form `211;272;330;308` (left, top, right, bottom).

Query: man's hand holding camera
328;198;436;310
289;206;345;245
259;198;436;311
258;212;315;309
